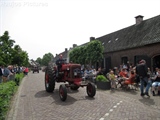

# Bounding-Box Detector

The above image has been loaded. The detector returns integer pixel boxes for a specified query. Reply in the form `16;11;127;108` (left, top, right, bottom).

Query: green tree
69;46;87;64
86;40;104;65
36;57;42;65
69;47;81;63
11;45;29;66
20;51;29;66
0;31;15;65
41;53;54;66
69;40;104;66
0;31;29;66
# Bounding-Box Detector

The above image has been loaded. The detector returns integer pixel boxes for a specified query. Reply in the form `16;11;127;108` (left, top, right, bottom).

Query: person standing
0;65;3;83
109;70;116;90
2;65;11;83
24;67;29;75
136;60;150;97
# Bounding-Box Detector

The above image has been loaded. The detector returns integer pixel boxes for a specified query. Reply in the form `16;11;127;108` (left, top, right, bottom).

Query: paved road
7;71;160;120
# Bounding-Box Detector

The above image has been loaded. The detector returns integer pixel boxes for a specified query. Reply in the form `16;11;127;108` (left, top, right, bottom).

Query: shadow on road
49;88;95;105
35;88;96;106
50;89;77;105
34;90;53;98
139;97;155;106
109;88;139;95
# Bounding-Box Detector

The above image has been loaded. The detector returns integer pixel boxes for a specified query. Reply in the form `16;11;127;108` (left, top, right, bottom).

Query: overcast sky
0;0;160;60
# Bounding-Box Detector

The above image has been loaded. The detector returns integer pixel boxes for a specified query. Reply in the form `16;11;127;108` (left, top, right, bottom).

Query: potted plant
96;75;111;90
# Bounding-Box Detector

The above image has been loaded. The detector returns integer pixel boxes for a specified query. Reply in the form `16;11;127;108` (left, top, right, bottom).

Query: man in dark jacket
136;59;151;96
56;54;65;76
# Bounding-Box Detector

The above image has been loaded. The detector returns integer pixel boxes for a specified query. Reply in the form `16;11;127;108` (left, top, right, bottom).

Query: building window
121;57;128;65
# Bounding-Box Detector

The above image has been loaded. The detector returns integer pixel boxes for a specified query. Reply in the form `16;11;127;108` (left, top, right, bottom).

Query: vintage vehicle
32;66;39;73
45;62;96;101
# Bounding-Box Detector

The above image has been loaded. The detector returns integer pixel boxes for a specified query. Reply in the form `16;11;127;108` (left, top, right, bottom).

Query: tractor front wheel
59;84;67;101
86;82;96;97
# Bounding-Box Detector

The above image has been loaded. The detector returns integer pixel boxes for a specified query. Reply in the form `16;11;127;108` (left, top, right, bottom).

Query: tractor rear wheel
59;84;67;101
45;65;56;92
86;82;96;97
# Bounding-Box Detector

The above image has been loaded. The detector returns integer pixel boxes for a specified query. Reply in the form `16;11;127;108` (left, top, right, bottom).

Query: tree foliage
69;40;104;66
36;57;42;65
41;53;54;66
86;40;104;64
0;31;29;66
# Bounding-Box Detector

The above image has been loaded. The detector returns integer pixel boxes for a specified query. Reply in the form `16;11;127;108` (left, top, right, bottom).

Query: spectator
136;59;150;97
109;70;116;90
106;69;112;80
92;69;97;83
151;69;160;96
124;70;135;85
13;65;18;73
24;67;29;75
113;67;119;76
92;69;97;76
126;61;130;71
2;65;11;83
119;68;128;79
155;67;159;75
8;65;15;81
0;65;3;83
96;67;103;75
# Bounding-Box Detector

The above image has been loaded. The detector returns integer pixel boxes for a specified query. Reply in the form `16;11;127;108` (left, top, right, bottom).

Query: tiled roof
96;14;160;53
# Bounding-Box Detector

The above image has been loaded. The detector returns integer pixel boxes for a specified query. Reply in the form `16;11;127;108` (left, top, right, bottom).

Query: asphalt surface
7;71;160;120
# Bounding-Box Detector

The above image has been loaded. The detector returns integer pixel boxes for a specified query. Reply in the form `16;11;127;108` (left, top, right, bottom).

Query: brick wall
104;43;160;71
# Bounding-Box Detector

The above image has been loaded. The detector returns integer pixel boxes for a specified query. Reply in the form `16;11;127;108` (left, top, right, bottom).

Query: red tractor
45;62;96;101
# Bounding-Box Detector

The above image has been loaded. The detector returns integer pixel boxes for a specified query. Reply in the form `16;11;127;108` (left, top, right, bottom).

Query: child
109;70;116;90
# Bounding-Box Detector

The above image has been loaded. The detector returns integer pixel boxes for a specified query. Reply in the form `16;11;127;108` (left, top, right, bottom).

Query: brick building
53;14;160;73
95;15;160;72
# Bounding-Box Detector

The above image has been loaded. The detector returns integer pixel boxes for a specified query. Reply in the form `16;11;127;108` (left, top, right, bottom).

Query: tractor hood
61;63;81;70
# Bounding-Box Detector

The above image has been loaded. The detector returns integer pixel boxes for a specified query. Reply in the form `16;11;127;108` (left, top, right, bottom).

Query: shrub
96;75;109;82
0;73;24;120
0;81;18;120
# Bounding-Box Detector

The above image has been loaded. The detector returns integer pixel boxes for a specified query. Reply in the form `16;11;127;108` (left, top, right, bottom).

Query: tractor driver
56;54;65;76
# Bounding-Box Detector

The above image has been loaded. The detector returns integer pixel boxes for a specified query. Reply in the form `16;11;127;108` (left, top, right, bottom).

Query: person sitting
118;67;129;87
119;67;128;79
151;69;160;96
124;70;135;85
56;54;65;76
96;67;103;76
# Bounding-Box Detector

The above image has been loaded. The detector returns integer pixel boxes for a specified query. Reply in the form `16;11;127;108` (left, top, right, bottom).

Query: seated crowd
81;64;160;96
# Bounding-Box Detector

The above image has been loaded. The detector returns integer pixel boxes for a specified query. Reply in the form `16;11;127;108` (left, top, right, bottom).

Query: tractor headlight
67;67;69;70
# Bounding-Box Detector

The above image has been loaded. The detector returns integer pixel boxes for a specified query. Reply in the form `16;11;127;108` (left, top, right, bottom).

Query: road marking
113;105;117;108
99;101;123;120
99;118;104;120
105;113;109;116
109;109;113;112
